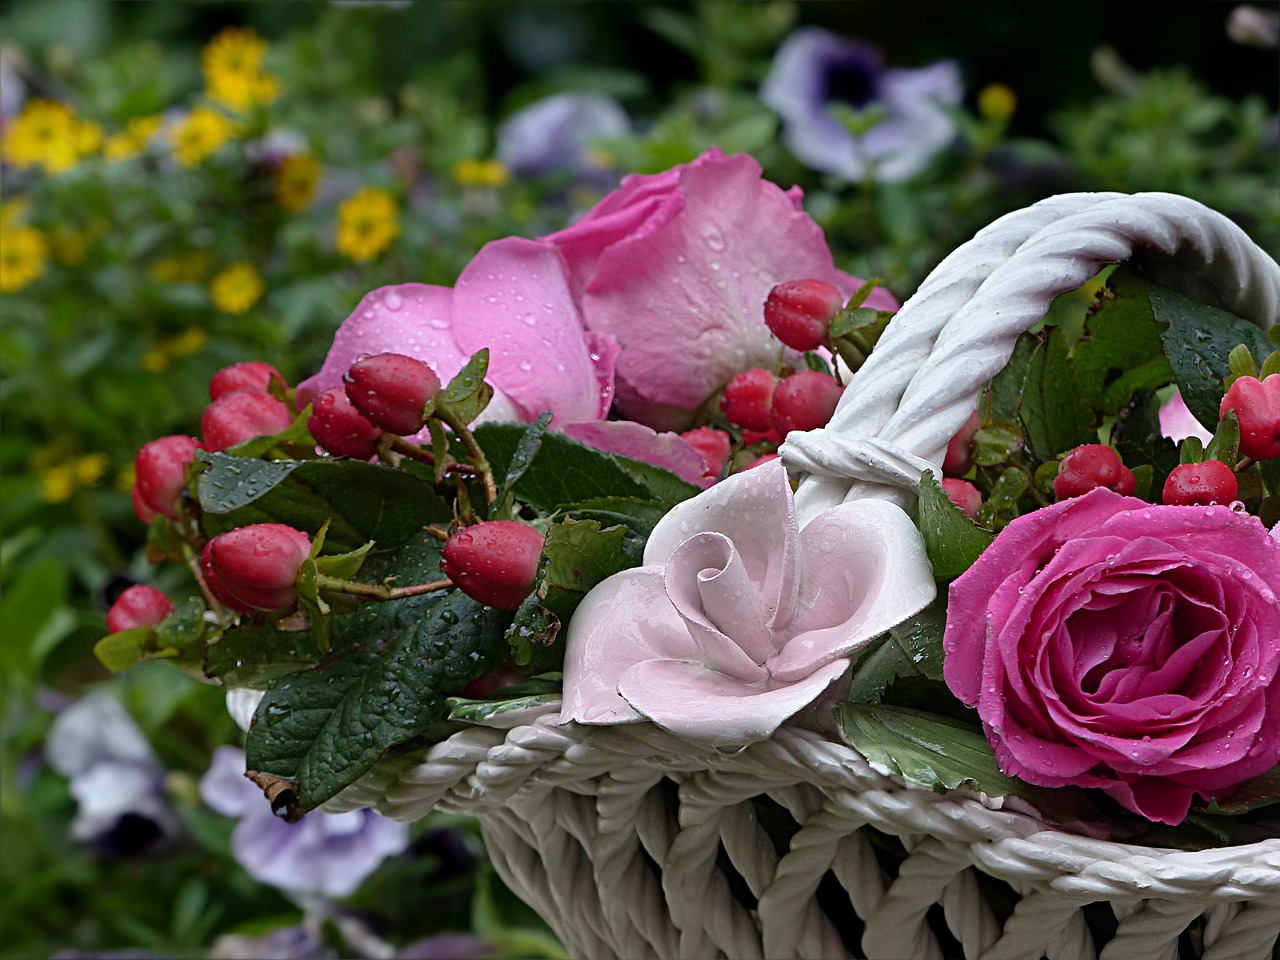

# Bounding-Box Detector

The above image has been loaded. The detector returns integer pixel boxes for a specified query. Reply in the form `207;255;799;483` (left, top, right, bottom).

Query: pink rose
943;488;1280;824
543;147;898;428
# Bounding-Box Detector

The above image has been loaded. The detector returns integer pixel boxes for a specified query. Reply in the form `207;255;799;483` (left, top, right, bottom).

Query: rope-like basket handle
784;191;1280;525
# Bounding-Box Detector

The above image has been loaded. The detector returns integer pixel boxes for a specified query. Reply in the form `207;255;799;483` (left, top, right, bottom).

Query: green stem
316;573;453;601
436;413;497;505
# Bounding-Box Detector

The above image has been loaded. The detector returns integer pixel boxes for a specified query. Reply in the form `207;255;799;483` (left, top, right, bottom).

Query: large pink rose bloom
943;488;1280;825
543;147;898;428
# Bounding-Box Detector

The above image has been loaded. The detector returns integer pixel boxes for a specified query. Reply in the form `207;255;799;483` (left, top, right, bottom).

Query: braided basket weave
322;193;1280;960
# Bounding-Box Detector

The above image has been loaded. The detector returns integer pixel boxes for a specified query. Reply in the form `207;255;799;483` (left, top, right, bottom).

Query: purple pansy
761;27;962;182
497;91;629;184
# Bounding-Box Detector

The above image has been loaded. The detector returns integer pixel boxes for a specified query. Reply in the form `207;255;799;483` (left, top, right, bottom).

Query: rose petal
560;419;709;488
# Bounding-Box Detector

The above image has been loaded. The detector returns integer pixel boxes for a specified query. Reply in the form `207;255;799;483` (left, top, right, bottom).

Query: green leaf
203;624;320;689
95;627;173;673
222;406;317;459
563;497;673;539
434;349;493;426
475;424;697;511
1152;278;1274;429
984;333;1037;422
915;471;994;582
1020;327;1097;461
537;518;640;623
447;674;563;724
971;421;1023;467
846;597;947;704
494;411;552;511
1072;268;1174;414
247;573;512;810
1205;411;1240;468
0;556;69;679
505;595;561;668
198;453;452;553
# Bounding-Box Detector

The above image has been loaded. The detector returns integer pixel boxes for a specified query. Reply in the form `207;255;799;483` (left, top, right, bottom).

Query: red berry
343;353;441;436
1220;375;1280;461
943;410;982;477
1053;444;1136;500
134;435;203;521
680;426;732;479
1162;461;1238;506
106;584;176;634
209;361;288;401
721;369;779;432
742;428;783;446
440;521;544;611
941;477;982;519
201;523;312;613
202;391;294;452
770;370;843;434
764;279;843;352
308;387;382;459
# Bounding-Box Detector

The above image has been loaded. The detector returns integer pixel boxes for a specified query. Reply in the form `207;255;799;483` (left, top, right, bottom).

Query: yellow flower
977;83;1017;123
452;157;510;188
203;27;280;112
276;153;320;212
336;187;399;262
171;107;239;167
0;225;48;292
141;326;210;372
1;99;100;174
38;453;108;503
104;115;163;161
210;262;264;314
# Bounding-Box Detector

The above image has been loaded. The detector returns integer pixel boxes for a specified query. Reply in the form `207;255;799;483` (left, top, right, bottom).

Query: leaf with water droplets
915;471;994;582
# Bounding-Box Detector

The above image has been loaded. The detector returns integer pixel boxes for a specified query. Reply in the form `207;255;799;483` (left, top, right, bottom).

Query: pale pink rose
943;488;1280;825
1158;390;1214;445
543;147;898;427
561;459;935;745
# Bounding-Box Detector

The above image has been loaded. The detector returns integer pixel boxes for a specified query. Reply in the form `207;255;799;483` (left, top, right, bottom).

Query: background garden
1;2;1276;958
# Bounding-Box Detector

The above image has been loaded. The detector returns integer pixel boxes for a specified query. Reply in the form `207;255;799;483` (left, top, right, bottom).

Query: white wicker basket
322;192;1280;960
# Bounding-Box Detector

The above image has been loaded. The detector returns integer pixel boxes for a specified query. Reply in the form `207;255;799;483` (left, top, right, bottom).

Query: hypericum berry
209;361;288;401
343;353;441;436
106;584;176;634
440;521;544;611
1053;444;1136;500
1162;461;1238;506
721;369;779;432
770;370;843;434
1220;375;1280;461
764;279;843;352
133;435;203;521
742;427;783;446
308;387;382;460
201;523;312;614
943;409;982;477
201;391;294;452
941;477;982;519
680;426;732;479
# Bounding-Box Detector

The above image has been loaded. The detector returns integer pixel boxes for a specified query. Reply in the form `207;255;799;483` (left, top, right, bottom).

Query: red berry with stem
440;521;544;611
770;370;843;434
1162;461;1238;506
209;361;288;401
308;387;382;460
680;426;732;478
201;523;312;614
764;279;843;352
201;391;294;452
1053;444;1136;500
1220;375;1280;461
106;584;176;634
134;435;203;521
721;369;778;432
941;477;982;519
943;409;982;477
344;353;441;437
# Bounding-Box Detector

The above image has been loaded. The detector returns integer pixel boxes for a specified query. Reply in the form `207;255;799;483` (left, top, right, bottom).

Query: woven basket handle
784;190;1280;525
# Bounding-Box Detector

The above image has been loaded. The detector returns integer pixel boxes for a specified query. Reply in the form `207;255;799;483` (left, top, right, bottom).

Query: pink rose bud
343;352;442;437
133;435;203;521
942;409;982;477
770;370;843;435
1220;375;1280;461
941;477;982;519
1053;444;1136;500
201;391;294;452
201;523;312;613
308;387;382;460
440;521;544;611
209;361;289;401
763;278;843;353
680;426;732;478
1161;460;1238;507
721;368;779;432
106;584;176;634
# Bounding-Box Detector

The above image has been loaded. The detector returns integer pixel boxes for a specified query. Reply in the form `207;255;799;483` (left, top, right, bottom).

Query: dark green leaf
537;518;640;623
984;333;1037;422
1072;269;1173;414
204;624;320;689
1205;412;1240;468
1152;278;1273;429
563;497;672;539
494;411;552;510
505;595;561;668
1020;327;1096;461
846;597;947;704
915;471;994;582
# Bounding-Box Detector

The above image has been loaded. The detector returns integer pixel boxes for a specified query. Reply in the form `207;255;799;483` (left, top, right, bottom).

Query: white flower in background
761;27;962;183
